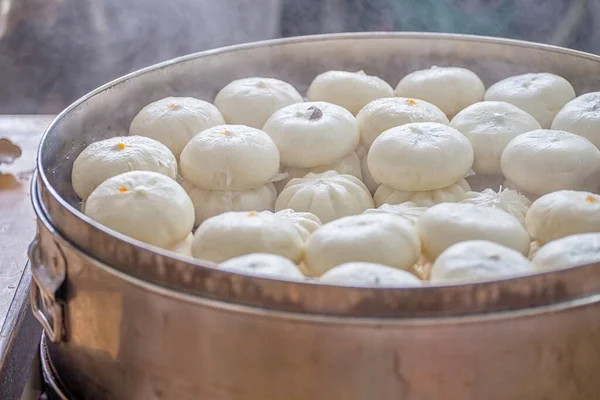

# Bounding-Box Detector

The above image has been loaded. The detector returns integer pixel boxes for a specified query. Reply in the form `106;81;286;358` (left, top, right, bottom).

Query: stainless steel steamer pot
30;33;600;399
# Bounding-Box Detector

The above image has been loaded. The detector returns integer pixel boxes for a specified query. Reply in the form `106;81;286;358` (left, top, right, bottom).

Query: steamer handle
28;235;65;343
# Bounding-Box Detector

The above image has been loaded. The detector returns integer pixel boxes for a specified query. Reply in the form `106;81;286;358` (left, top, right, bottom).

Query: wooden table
0;115;55;399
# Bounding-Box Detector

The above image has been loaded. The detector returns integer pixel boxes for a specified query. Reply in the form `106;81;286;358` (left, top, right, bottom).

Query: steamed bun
191;211;303;263
263;101;359;168
307;70;394;114
395;66;485;118
304;213;421;275
179;124;280;191
368;122;473;191
501;129;600;196
220;253;304;280
72;135;177;200
129;96;225;158
431;240;533;284
416;203;530;260
484;73;575;128
525;190;600;244
275;171;373;224
84;171;194;249
214;77;303;129
320;262;422;287
532;233;600;271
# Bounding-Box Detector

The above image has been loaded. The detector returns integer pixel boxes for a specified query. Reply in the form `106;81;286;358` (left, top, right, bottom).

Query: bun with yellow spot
129;96;225;158
356;97;448;149
395;66;485;118
84;171;194;249
179;124;280;191
72;135;178;200
191;211;303;263
525;190;600;244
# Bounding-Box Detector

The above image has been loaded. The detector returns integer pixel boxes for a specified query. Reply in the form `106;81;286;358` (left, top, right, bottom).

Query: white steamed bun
179;124;280;191
320;262;422;287
374;179;470;207
182;180;276;227
72;135;177;200
219;253;304;280
551;92;600;149
532;233;600;272
263;101;359;168
525;190;600;244
501;129;600;196
395;66;485;118
191;211;303;263
368;122;474;191
214;77;303;129
430;240;533;284
307;70;394;114
450;101;541;175
129;96;225;158
484;73;575;128
356;97;449;148
275;171;373;224
304;213;421;276
416;203;530;260
84;171;194;249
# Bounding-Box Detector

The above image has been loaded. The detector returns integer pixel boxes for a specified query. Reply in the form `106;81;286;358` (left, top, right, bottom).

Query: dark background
0;0;596;114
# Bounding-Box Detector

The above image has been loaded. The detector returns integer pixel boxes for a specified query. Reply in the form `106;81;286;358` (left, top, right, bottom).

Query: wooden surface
0;115;54;399
0;115;54;331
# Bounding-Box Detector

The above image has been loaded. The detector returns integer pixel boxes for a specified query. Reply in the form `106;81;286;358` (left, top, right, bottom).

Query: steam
0;0;598;114
0;0;282;114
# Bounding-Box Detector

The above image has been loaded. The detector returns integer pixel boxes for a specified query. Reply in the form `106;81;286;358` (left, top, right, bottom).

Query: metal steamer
30;33;600;399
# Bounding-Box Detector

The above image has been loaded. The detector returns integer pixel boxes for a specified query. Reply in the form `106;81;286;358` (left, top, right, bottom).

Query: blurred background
0;0;597;115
